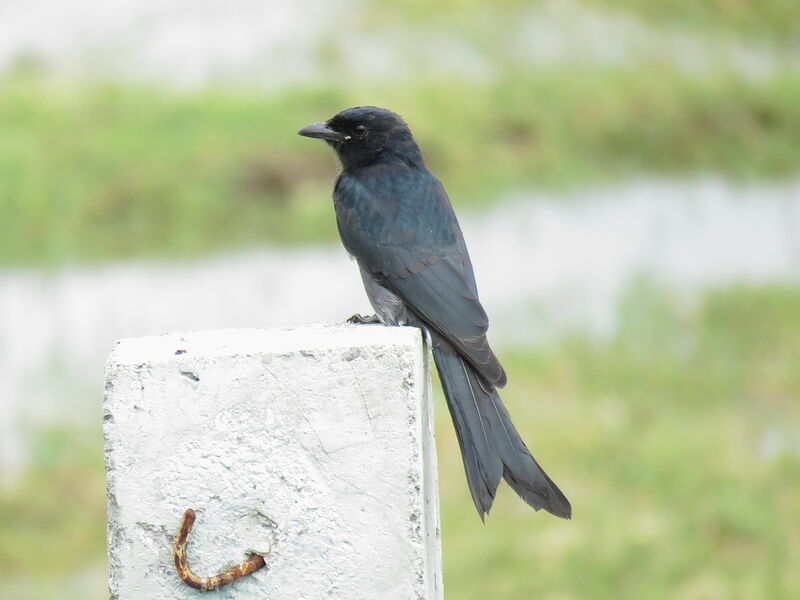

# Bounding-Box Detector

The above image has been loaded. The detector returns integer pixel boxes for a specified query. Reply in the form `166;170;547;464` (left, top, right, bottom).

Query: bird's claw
347;313;381;324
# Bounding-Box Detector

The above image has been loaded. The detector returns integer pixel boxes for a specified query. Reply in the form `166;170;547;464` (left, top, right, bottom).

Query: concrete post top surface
104;322;441;600
107;323;424;365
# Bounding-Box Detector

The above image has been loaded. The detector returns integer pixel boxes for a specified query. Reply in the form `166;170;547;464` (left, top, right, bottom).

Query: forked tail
430;331;571;520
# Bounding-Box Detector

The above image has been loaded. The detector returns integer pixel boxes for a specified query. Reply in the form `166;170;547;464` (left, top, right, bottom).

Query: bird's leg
347;313;382;324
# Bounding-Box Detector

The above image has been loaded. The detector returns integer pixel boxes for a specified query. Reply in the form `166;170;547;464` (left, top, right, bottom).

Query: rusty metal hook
173;508;266;591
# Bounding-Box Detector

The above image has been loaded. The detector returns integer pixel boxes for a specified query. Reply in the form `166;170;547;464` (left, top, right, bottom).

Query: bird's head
298;106;423;171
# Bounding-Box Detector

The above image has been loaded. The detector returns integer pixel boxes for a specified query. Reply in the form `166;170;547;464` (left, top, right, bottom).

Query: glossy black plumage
299;106;571;520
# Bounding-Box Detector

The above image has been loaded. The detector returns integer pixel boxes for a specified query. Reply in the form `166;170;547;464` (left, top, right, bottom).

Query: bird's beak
297;121;343;142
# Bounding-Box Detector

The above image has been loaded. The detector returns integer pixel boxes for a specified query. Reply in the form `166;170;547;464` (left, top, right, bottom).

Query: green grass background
2;65;800;265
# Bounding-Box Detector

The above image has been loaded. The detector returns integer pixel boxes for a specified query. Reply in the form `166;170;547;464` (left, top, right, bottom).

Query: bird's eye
354;124;366;135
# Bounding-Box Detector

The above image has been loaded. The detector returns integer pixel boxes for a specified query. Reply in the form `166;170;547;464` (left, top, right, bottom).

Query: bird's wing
384;251;507;389
335;171;507;388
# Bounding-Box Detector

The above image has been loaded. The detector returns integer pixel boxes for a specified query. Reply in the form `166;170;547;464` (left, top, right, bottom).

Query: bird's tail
430;332;571;520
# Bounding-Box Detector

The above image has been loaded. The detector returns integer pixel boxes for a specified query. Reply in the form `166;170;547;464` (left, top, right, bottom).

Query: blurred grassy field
2;64;800;265
2;2;799;598
440;282;800;599
584;0;800;43
3;283;798;599
396;0;800;42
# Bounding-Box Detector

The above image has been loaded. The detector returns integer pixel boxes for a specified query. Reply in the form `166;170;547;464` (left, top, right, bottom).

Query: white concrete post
104;324;442;600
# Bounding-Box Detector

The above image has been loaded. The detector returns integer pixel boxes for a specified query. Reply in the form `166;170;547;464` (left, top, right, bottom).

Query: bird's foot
347;313;381;324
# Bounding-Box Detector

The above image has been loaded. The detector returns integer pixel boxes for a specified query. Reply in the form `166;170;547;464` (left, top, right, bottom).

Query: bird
298;106;571;520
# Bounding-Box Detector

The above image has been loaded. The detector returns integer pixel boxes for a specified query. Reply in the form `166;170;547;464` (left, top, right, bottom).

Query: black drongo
299;106;570;520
